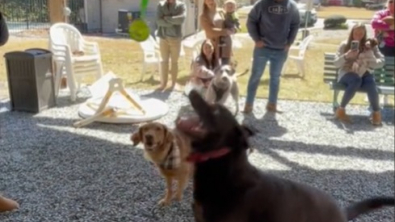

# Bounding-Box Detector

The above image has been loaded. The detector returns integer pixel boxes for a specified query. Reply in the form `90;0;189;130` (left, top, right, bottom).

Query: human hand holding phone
345;50;359;59
346;40;359;59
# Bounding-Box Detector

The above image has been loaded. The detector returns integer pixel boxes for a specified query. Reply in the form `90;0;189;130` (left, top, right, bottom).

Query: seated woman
333;23;385;126
184;39;220;96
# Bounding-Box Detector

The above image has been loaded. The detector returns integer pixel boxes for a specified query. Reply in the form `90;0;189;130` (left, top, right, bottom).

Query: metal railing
0;0;50;33
0;0;86;34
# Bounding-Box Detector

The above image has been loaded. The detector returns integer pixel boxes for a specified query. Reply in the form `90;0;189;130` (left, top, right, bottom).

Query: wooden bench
323;53;394;111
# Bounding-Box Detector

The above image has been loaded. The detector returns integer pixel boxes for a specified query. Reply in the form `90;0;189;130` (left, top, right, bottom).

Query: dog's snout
145;134;154;143
221;76;228;81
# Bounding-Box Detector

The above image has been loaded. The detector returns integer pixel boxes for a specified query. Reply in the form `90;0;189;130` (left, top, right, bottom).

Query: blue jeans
245;47;288;105
339;72;380;112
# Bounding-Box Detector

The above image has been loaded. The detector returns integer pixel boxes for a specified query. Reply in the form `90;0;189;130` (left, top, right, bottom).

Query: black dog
176;89;394;222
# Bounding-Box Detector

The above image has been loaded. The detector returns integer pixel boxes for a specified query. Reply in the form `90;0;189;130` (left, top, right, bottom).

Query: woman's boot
335;107;351;123
370;111;382;126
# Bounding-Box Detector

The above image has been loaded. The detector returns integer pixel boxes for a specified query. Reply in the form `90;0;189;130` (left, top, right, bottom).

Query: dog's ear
370;38;378;47
241;125;257;137
162;125;174;145
131;128;143;146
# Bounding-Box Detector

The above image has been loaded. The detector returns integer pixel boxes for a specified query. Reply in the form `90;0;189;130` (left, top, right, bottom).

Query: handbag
0;12;9;46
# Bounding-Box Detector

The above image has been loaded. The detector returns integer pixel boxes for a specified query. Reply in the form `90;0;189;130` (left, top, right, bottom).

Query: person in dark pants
371;0;394;57
333;24;385;126
0;11;9;46
0;11;19;213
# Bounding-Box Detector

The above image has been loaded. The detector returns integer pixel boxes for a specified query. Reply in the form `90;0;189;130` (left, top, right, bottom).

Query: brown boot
370;111;382;126
243;104;253;114
0;196;19;213
60;77;67;89
335;107;351;123
266;103;283;113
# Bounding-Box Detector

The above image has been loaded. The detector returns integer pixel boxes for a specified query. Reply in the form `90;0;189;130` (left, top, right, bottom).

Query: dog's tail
236;68;249;77
345;196;394;220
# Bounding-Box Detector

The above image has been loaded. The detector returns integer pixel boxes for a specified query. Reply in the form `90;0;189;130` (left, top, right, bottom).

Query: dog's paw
174;194;183;201
158;198;171;206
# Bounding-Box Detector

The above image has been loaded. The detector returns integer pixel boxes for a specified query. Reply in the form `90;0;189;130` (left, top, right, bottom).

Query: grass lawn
316;6;376;20
0;35;392;106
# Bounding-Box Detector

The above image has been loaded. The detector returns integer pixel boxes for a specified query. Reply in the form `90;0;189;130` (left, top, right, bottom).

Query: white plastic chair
49;23;103;101
284;35;314;78
139;36;162;81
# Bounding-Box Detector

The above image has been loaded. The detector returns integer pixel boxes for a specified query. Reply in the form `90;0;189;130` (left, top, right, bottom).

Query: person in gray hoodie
243;0;300;113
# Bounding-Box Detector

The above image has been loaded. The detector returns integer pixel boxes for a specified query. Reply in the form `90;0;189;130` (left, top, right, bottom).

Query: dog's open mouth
176;90;216;138
176;115;206;138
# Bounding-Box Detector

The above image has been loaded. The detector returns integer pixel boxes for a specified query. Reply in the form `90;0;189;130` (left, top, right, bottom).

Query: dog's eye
155;127;161;131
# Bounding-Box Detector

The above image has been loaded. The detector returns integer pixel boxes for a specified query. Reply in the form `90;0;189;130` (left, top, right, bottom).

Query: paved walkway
0;89;393;222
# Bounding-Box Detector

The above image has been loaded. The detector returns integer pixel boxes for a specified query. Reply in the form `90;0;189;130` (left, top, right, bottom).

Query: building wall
86;0;197;37
85;0;102;32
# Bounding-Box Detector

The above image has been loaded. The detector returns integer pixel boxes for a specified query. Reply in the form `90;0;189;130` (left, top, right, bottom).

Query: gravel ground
0;88;394;222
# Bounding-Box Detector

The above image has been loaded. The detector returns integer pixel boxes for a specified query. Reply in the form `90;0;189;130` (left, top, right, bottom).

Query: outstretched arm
192;58;215;79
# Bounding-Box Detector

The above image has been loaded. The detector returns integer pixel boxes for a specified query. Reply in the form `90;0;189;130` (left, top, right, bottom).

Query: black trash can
118;9;141;34
4;48;56;113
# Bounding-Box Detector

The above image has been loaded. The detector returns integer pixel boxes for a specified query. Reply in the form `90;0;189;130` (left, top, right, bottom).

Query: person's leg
336;72;362;122
339;73;362;108
159;38;170;90
168;38;182;89
244;47;270;113
360;72;382;125
267;49;288;112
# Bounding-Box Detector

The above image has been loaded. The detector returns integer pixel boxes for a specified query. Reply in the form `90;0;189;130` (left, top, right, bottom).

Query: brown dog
131;122;193;206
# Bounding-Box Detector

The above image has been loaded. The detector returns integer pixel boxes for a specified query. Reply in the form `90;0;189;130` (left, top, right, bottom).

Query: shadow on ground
320;108;395;133
0;92;393;222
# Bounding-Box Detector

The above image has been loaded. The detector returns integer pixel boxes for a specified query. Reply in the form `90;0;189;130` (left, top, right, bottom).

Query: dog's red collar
186;148;231;163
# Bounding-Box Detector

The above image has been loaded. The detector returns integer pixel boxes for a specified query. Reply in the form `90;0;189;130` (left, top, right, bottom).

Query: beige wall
100;0;157;33
86;0;197;36
85;0;102;31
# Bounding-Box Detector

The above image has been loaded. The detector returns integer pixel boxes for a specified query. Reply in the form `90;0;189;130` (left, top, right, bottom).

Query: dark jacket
0;12;9;46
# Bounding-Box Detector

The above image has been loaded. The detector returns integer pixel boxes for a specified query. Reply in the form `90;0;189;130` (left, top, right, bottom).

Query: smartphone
351;40;359;51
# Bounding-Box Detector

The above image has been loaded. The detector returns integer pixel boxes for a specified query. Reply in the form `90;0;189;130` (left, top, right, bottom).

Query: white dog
205;64;248;115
